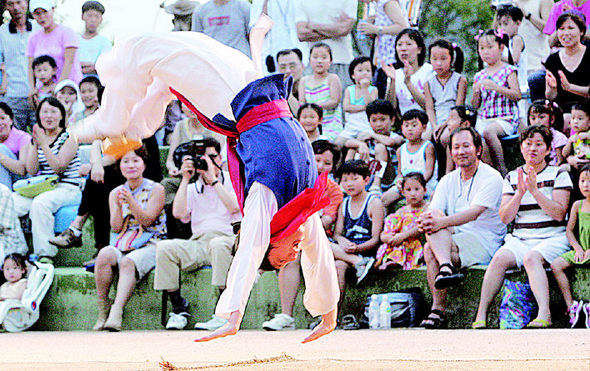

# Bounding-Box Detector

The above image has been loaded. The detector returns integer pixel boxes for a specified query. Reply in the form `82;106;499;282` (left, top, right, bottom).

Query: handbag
13;175;59;198
499;279;538;329
109;215;155;252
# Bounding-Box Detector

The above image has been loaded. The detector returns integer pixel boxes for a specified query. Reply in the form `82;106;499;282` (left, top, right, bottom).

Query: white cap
29;0;55;12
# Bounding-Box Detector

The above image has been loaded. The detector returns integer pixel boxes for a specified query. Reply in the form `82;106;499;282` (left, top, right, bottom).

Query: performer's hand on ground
302;309;337;344
194;311;242;342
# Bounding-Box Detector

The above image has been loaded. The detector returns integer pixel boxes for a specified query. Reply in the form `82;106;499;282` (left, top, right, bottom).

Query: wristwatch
525;12;532;20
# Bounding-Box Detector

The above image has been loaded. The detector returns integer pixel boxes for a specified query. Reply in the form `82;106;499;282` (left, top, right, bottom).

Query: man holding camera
153;137;241;331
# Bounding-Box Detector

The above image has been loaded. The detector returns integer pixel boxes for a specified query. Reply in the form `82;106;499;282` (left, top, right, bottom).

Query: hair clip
494;29;506;39
474;29;484;41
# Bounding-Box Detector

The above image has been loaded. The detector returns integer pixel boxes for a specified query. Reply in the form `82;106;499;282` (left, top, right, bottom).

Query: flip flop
471;320;486;329
526;318;551;328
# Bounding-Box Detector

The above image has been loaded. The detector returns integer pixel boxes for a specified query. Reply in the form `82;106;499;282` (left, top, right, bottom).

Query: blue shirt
0;20;41;97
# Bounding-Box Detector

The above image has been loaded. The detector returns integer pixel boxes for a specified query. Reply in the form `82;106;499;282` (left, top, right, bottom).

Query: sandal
526;318;551;328
341;314;360;330
471;320;486;329
420;309;447;329
434;263;464;290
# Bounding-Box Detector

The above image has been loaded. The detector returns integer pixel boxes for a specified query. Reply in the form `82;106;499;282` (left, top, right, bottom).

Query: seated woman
13;97;82;264
0;102;30;189
93;146;166;332
544;12;590;134
473;125;571;329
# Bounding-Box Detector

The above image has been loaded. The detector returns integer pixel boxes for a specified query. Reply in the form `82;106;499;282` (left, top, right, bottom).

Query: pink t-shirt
26;24;83;84
2;127;31;156
544;0;590;35
183;171;241;236
550;128;568;166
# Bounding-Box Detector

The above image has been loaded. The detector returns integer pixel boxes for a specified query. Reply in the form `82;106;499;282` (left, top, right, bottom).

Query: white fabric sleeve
69;32;256;142
503;171;516;195
215;181;277;318
471;171;503;209
299;212;340;317
428;174;448;213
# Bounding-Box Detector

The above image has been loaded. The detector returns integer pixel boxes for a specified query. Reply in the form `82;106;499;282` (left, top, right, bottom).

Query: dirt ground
1;329;589;370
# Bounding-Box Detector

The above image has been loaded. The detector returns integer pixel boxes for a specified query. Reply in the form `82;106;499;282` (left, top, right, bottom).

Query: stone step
33;265;590;331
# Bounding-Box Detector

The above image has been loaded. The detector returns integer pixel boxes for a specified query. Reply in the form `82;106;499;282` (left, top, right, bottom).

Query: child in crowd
343;99;404;193
29;55;57;110
336;56;378;145
438;105;478;174
471;29;521;177
72;76;103;123
54;79;84;126
382;109;436;208
424;39;467;140
332;160;384;290
562;102;590;172
298;43;343;141
528;100;566;166
496;5;527;106
552;164;590;328
298;103;326;143
0;254;27;301
79;1;111;77
376;172;427;270
313;140;343;235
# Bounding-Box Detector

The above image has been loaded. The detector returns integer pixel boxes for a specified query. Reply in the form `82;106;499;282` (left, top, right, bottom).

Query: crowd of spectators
2;0;590;332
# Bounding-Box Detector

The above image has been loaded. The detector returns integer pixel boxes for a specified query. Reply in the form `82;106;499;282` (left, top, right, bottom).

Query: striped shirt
474;64;519;127
37;131;81;184
0;20;41;97
303;77;342;141
503;165;572;240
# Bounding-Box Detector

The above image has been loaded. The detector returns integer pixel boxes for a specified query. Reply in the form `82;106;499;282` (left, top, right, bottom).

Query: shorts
498;233;570;268
475;117;517;137
453;232;493;268
104;240;157;280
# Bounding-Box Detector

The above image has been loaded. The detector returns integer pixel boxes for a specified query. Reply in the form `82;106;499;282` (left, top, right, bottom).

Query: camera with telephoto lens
172;139;210;172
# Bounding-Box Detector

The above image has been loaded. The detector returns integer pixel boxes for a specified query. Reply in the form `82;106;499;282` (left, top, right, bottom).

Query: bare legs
278;255;302;317
94;248;138;331
551;257;574;308
474;249;516;323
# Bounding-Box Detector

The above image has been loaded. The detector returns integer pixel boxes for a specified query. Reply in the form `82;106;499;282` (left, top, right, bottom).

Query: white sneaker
262;313;295;331
165;312;189;330
194;315;228;330
355;256;375;284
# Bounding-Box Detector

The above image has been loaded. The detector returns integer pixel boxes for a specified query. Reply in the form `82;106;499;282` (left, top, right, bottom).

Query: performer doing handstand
69;30;340;343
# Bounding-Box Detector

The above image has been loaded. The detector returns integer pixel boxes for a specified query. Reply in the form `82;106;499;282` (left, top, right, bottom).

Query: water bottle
368;294;380;329
379;295;391;329
29;254;38;263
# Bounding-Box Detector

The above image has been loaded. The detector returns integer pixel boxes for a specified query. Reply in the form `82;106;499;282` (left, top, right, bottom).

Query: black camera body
173;139;209;172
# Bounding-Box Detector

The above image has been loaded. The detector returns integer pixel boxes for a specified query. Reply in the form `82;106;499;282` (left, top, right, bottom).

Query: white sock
69;226;82;237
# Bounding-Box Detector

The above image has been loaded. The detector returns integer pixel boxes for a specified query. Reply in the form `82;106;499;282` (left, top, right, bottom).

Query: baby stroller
0;262;55;332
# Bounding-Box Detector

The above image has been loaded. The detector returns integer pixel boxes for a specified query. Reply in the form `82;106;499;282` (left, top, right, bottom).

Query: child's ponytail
475;29;510;70
428;39;464;73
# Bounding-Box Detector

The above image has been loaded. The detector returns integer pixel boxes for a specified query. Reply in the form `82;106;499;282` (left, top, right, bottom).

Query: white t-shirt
429;161;506;254
78;34;111;64
294;0;357;65
184;170;241;236
394;63;435;114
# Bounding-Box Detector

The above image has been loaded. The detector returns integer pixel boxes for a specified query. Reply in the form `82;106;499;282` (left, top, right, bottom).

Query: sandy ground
1;329;589;370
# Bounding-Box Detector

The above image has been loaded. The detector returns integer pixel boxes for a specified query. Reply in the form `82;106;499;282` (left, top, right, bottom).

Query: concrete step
34;265;590;331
